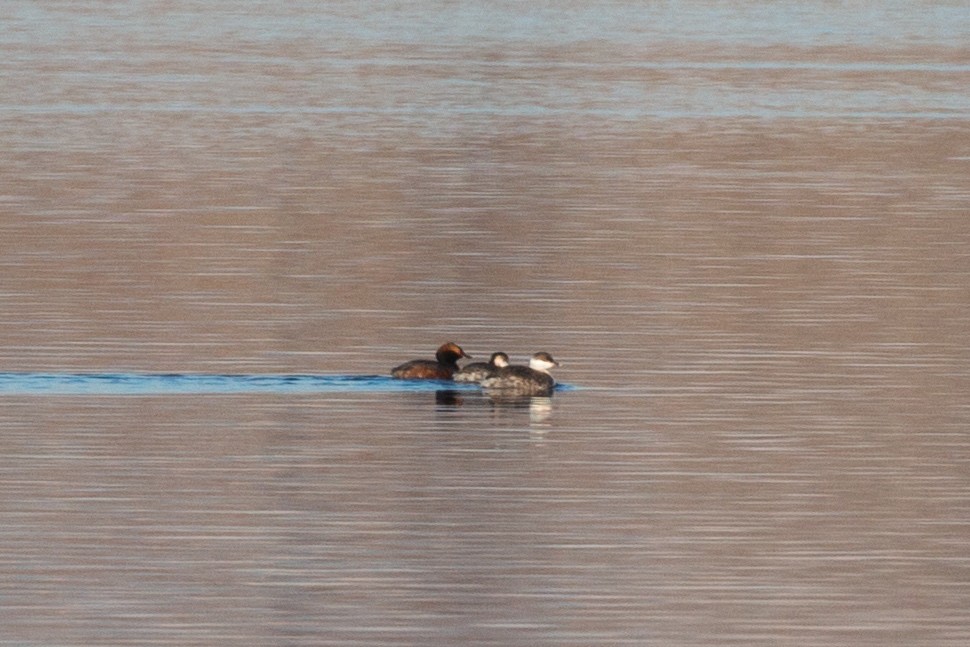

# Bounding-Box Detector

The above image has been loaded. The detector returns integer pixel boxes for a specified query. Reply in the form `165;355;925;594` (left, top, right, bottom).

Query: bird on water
390;342;470;380
453;351;510;383
480;351;560;396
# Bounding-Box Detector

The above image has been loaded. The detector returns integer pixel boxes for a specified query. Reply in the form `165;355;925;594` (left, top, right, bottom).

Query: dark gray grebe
453;351;510;383
480;351;559;395
390;342;470;380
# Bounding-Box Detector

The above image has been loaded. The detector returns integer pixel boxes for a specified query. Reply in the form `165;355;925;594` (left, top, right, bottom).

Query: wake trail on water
0;372;485;395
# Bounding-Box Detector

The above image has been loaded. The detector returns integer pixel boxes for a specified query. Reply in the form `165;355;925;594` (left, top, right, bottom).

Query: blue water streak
0;372;485;395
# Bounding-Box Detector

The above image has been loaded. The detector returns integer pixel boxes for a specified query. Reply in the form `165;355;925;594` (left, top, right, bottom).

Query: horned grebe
480;351;559;395
453;351;510;383
390;342;469;380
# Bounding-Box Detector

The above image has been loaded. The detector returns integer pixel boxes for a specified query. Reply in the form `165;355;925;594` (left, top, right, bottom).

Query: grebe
390;342;469;380
480;351;559;395
453;351;510;383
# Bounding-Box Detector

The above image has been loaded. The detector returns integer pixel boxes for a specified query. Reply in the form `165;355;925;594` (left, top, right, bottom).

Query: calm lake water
2;1;969;645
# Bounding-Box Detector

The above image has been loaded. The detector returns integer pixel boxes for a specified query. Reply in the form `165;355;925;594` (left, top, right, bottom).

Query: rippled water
0;372;472;394
1;1;969;645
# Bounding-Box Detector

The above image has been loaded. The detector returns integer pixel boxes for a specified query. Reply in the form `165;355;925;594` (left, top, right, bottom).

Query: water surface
1;1;969;645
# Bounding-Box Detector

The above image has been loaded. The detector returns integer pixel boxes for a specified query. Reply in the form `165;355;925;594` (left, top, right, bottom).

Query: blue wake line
0;372;485;395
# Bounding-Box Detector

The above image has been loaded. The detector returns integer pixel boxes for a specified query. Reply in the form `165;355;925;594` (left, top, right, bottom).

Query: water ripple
0;372;487;395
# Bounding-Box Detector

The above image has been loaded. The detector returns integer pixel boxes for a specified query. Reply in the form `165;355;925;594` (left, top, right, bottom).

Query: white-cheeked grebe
480;351;559;395
453;351;510;383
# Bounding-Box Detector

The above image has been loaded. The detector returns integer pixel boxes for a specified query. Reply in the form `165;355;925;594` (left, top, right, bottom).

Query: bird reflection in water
486;393;554;424
434;390;465;406
434;389;554;424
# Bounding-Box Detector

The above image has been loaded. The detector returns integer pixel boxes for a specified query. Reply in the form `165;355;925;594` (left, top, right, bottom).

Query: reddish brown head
390;342;471;380
435;342;469;365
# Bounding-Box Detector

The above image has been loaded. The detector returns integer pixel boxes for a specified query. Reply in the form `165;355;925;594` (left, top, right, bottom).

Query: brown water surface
1;2;969;645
